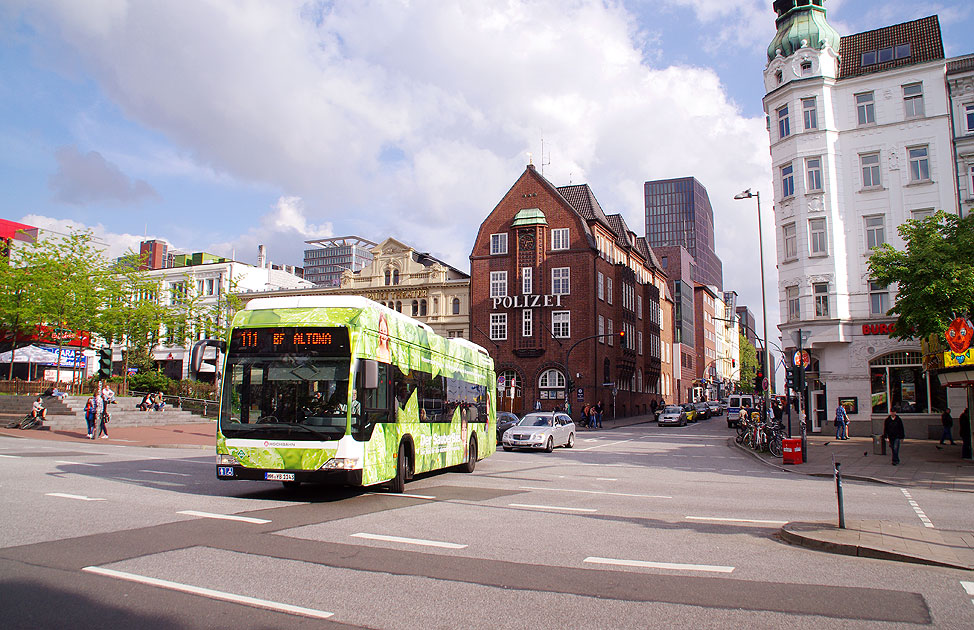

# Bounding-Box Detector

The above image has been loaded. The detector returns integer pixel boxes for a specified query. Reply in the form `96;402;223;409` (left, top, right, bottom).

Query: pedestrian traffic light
786;367;796;390
97;347;112;380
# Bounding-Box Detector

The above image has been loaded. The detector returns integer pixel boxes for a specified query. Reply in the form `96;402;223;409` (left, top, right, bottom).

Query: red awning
0;219;39;242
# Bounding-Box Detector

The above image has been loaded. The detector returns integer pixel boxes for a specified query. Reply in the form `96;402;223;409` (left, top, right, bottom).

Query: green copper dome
767;1;841;62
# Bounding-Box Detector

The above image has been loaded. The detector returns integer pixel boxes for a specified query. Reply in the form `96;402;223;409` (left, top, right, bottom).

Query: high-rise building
645;176;723;291
763;2;962;435
303;236;376;287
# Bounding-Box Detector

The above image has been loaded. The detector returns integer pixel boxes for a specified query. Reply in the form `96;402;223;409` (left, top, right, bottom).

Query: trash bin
872;434;886;455
782;438;802;464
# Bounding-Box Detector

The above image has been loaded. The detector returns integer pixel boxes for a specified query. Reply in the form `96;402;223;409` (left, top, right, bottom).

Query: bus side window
354;363;390;440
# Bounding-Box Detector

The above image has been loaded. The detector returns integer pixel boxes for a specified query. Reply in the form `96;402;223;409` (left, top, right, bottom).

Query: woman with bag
84;394;98;439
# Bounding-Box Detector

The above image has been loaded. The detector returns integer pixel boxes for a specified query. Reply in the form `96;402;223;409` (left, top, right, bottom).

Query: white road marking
961;580;974;596
365;492;436;500
140;470;192;477
176;510;270;524
596;478;618;481
56;460;100;467
520;486;671;499
46;493;105;501
509;503;597;513
585;556;734;573
351;533;467;549
82;567;333;619
0;454;21;458
685;516;788;525
901;489;934;528
580;438;635;451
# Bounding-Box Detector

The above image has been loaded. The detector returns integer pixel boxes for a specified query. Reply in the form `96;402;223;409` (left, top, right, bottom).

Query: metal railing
130;390;219;418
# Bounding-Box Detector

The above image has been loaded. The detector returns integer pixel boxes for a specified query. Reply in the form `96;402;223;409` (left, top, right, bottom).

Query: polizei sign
492;294;565;309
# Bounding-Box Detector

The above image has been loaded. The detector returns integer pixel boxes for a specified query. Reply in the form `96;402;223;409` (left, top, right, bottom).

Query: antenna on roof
540;135;551;175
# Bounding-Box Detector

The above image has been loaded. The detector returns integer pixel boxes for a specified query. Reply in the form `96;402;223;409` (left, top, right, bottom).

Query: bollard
833;456;845;529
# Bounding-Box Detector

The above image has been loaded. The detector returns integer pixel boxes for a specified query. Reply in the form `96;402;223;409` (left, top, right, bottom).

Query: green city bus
209;295;496;492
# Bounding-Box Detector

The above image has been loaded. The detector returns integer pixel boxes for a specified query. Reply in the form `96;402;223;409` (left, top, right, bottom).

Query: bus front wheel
461;437;477;473
389;445;408;493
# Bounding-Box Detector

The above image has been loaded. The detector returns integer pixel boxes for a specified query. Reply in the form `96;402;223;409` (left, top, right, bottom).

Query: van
726;394;754;428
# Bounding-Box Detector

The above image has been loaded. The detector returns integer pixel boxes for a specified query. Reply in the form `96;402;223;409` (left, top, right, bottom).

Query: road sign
576;388;584;401
762;377;770;391
496;376;505;390
793;350;810;368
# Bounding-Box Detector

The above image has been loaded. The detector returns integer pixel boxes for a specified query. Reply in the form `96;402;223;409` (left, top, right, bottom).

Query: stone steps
1;395;213;429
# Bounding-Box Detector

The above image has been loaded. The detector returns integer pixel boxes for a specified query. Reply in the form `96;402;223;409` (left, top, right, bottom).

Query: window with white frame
538;369;565;398
551;228;569;250
490;233;507;255
780;163;795;198
607;319;614;345
786;286;800;322
856;92;875;125
869;281;889;316
783;222;797;259
903;83;924;118
969;164;974;195
638;330;644;355
598;315;605;343
597;271;604;300
490;271;507;297
861;153;881;188
865;215;886;249
552;311;570;338
551;267;570;295
908;146;930;182
522;267;532;294
800;60;812;77
777;104;791;139
809;218;827;255
814;282;829;318
966;103;974;134
490;313;507;340
606;277;613;304
911;208;935;221
806;157;823;192
522;309;532;337
637;295;643;319
802;97;818;130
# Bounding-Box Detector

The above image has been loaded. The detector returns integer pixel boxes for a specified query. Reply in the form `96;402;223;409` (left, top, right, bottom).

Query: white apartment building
763;2;960;436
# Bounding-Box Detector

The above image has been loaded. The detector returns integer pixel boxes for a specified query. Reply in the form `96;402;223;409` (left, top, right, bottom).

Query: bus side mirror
363;360;378;389
190;339;226;379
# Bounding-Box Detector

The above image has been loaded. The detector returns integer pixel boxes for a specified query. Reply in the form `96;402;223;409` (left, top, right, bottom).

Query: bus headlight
218;454;239;465
321;458;361;470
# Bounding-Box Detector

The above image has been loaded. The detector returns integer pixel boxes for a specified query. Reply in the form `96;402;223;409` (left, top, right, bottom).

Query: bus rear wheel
389;445;408;493
462;437;477;473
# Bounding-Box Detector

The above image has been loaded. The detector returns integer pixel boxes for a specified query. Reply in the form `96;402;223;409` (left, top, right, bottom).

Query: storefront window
869;352;947;415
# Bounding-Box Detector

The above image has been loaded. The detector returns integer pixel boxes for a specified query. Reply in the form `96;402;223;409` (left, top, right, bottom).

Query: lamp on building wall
733;189;772;414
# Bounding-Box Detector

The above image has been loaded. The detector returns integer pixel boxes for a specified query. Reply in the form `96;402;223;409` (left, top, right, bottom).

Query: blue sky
2;0;973;339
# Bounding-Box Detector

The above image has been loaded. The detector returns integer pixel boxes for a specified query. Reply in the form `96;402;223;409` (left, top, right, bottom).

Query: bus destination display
229;327;349;355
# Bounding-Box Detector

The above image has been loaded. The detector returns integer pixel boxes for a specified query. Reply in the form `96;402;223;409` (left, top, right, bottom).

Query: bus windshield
220;355;352;441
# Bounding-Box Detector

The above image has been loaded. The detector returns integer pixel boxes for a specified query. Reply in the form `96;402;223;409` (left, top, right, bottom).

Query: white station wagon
502;412;575;452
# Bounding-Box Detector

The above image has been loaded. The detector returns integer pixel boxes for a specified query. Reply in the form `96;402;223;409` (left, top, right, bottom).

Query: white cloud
48;145;159;205
15;0;779;332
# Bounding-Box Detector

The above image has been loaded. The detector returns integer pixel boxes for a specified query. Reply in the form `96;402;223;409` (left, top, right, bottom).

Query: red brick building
470;165;672;419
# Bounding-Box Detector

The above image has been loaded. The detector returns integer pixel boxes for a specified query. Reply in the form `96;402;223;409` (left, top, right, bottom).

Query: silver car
502;412;575;452
657;405;687;427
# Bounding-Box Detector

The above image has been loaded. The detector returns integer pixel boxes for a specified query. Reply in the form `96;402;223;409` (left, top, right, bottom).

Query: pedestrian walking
97;383;115;439
534;399;542;412
940;408;956;446
883;409;905;465
580;404;590;428
594;401;604;429
834;403;849;440
84;393;98;439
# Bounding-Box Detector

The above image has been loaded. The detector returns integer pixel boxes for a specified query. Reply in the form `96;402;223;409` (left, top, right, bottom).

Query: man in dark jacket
883;410;905;465
940;408;955;446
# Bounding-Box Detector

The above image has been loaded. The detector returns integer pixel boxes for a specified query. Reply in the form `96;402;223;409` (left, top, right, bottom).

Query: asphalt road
2;417;973;629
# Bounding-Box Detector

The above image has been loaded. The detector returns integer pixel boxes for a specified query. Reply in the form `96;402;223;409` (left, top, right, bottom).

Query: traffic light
619;329;626;349
754;371;764;393
786;367;796;390
97;347;112;379
731;359;736;368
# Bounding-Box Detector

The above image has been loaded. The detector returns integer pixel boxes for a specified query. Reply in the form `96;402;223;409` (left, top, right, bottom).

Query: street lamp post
734;189;772;419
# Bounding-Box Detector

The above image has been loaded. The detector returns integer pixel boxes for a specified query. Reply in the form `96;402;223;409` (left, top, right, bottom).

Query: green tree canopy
868;211;974;340
738;333;759;393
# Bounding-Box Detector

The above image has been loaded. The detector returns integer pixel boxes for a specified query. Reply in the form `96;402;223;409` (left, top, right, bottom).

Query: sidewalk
0;421;215;449
738;432;974;492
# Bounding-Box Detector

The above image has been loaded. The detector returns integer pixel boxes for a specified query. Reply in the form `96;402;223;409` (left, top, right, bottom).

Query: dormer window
895;43;911;59
861;50;876;66
878;47;893;63
800;60;812;76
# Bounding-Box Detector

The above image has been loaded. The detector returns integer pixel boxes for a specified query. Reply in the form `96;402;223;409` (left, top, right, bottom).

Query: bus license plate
217;466;234;476
265;472;295;481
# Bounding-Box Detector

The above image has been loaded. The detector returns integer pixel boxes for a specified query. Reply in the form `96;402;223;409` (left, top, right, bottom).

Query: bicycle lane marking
900;488;934;528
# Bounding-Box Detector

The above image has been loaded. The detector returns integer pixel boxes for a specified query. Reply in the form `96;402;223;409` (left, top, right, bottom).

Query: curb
779;521;974;571
730;436;898;487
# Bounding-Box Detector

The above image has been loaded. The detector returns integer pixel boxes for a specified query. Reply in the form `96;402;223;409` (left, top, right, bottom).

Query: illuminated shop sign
862;323;893;335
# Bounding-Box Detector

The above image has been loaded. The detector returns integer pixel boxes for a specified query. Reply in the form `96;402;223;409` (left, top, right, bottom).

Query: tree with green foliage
738;333;759;394
868;211;974;340
0;238;46;379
